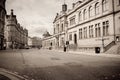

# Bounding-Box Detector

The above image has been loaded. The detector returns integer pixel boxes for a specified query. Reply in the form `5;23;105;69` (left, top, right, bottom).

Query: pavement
0;49;120;80
51;49;120;58
0;68;27;80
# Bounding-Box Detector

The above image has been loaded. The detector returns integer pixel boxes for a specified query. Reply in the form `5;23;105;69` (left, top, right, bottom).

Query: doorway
74;34;77;44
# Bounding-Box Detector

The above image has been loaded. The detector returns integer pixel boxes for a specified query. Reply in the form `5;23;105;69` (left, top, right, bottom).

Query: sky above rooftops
6;0;79;38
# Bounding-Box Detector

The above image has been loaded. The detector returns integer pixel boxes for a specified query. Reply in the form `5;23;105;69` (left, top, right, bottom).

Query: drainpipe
112;0;116;44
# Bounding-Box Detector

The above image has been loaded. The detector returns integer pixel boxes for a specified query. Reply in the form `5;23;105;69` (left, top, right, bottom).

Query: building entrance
74;34;77;44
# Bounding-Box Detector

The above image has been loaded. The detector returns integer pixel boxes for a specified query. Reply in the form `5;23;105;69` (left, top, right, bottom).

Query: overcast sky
6;0;78;38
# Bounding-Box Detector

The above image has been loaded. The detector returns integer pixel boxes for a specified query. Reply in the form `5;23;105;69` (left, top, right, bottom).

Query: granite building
0;0;6;50
4;9;28;49
42;0;120;53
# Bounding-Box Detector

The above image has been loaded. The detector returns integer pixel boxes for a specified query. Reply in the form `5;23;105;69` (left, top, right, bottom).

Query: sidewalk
51;49;120;58
0;68;27;80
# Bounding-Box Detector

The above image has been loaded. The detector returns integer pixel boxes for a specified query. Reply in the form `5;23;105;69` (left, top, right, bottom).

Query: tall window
103;21;109;36
70;16;76;26
84;27;87;38
89;6;93;17
79;29;82;39
83;9;87;20
54;28;55;34
95;23;101;37
79;11;82;21
102;0;108;12
61;24;64;32
61;37;64;46
95;24;98;37
95;2;100;15
98;23;101;37
57;24;59;33
69;34;72;41
89;25;94;38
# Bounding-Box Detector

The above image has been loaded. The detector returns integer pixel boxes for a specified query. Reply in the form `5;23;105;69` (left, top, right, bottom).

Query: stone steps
105;42;120;54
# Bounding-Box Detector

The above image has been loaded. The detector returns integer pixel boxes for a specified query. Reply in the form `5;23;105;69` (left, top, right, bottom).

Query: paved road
0;49;120;80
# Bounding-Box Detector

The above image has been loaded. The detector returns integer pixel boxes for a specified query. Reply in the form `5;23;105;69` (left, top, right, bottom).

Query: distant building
43;31;51;38
42;0;120;53
0;0;6;50
28;36;32;47
31;37;42;48
4;9;28;49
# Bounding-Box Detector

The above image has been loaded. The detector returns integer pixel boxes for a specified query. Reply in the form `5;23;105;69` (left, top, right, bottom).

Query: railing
104;41;115;52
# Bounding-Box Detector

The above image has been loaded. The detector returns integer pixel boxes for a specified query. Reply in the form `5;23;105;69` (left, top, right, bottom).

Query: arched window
79;11;82;21
83;9;87;20
102;0;108;12
95;2;100;15
89;6;93;17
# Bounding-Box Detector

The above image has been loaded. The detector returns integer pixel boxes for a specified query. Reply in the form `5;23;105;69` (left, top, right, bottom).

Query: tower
62;0;67;12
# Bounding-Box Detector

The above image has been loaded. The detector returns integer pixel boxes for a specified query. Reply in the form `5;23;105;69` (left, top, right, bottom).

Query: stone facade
0;0;6;50
28;36;32;47
42;0;120;52
4;10;28;49
31;37;42;48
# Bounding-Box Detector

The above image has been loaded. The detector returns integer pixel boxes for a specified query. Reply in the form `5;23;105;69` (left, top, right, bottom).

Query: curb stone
0;68;28;80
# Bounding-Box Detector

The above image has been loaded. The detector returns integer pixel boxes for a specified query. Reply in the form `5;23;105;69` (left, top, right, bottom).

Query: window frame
102;0;108;12
95;2;100;15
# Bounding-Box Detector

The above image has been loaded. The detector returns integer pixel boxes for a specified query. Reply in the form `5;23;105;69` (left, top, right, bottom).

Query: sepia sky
6;0;78;38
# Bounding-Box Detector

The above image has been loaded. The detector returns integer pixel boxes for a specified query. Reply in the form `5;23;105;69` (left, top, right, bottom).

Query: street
0;49;120;80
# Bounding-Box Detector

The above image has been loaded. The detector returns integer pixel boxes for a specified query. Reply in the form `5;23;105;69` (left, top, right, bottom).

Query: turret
11;9;14;16
62;4;67;12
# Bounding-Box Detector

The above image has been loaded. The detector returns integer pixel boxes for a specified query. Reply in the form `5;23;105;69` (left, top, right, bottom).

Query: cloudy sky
6;0;78;38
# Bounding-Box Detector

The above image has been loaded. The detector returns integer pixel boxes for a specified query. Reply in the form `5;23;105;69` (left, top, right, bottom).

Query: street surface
0;49;120;80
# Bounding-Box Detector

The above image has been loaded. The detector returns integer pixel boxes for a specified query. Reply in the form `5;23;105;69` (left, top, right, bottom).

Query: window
70;17;75;26
98;24;101;37
79;29;82;39
89;25;94;38
103;21;109;36
95;23;101;37
57;24;59;33
95;24;98;37
83;27;87;38
89;6;93;17
102;0;108;12
61;24;64;32
95;2;100;15
61;37;64;46
54;28;55;34
79;11;82;21
83;9;87;20
69;34;72;41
